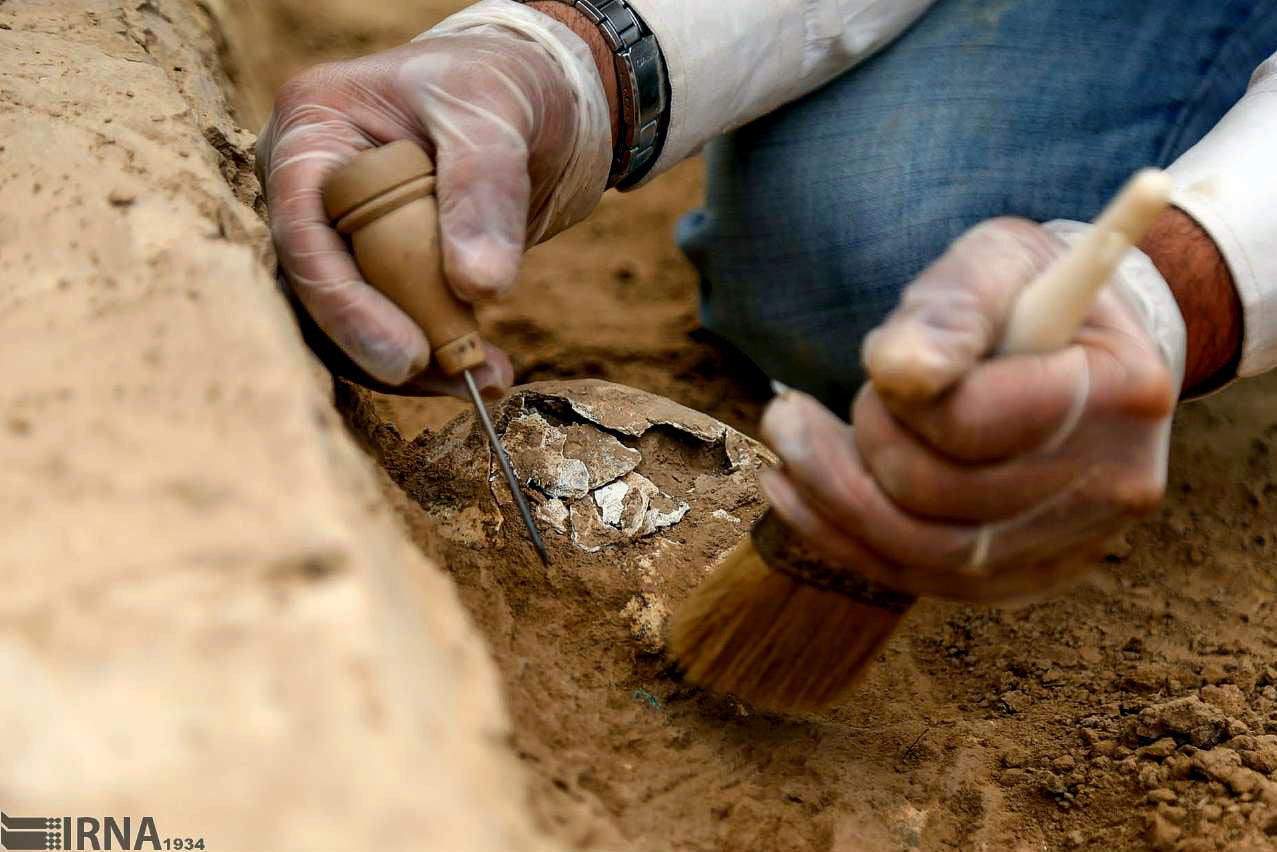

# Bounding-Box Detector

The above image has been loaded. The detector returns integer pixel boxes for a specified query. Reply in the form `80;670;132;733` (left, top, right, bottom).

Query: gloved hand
759;217;1187;603
256;0;611;394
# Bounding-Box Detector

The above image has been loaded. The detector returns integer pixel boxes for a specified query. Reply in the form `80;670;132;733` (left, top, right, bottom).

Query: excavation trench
7;1;1277;850
220;4;1277;849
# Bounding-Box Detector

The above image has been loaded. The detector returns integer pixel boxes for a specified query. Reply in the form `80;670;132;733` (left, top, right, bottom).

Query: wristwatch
520;0;670;189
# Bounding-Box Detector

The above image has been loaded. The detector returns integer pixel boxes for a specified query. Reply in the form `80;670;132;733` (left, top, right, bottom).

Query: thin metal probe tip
463;371;550;565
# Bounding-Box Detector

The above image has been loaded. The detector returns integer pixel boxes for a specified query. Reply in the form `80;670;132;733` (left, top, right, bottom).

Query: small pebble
1090;740;1117;758
1138;738;1177;760
1001;747;1030;768
1000;690;1030;714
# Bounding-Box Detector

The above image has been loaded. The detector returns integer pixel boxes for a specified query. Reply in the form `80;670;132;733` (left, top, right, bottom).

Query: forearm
1138;207;1242;396
1113;48;1277;398
1160;53;1277;383
526;1;620;147
526;0;936;184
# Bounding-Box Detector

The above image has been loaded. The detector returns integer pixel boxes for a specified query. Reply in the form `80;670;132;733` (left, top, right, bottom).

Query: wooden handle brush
668;170;1174;713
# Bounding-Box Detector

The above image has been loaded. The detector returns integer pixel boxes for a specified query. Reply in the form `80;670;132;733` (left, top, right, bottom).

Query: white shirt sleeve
1166;52;1277;378
628;0;938;179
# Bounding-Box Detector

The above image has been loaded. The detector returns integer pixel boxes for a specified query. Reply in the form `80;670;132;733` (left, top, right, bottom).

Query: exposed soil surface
2;2;544;848
226;4;1277;849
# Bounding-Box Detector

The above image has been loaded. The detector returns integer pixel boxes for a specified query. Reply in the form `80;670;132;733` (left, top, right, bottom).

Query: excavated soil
224;3;1277;849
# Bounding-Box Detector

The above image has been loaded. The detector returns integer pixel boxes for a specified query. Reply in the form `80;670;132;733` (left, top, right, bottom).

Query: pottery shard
536;498;570;534
464;381;770;553
570;472;690;553
522;379;730;441
594;475;654;535
502;411;640;499
518;380;776;468
1135;696;1229;748
563;424;643;487
569;497;628;552
644;488;690;533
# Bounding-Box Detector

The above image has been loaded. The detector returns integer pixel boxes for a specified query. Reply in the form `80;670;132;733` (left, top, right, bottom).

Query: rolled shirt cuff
1166;53;1277;379
1044;220;1187;400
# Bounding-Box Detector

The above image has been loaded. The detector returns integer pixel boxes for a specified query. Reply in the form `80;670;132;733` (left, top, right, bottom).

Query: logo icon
0;812;198;850
0;813;61;851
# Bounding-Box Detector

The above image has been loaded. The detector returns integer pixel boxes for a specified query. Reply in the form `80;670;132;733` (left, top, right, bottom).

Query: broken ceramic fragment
566;472;690;552
502;410;640;499
473;381;773;554
536;497;570;534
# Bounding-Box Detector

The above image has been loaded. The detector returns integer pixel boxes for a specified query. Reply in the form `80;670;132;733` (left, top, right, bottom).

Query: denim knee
677;133;965;414
677;0;1277;416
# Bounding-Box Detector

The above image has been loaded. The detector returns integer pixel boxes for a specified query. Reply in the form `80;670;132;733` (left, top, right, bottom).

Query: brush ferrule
751;511;915;613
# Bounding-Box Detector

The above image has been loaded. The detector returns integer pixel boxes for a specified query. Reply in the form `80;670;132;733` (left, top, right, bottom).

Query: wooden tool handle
999;169;1173;355
321;140;484;377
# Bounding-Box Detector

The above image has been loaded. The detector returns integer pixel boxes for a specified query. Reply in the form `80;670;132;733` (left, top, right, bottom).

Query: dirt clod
1135;696;1231;748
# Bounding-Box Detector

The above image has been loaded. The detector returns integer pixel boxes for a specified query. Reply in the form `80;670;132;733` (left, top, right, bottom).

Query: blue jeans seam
1154;1;1265;165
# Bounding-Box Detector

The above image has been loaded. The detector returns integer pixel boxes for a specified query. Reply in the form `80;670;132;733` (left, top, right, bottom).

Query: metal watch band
520;0;670;188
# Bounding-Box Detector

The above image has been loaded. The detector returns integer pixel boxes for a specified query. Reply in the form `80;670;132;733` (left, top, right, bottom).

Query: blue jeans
677;0;1277;413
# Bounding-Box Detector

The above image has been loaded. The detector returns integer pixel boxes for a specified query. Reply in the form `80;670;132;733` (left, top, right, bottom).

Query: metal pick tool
322;140;549;564
463;370;548;564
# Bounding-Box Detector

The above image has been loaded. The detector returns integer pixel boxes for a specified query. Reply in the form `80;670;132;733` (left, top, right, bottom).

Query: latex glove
759;217;1187;603
256;0;611;393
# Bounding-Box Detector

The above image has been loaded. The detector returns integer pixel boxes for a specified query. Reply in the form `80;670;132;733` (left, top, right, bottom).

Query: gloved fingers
972;468;1153;574
760;390;976;574
758;456;1121;604
851;381;1101;523
854;344;1093;465
861;296;1174;468
264;140;433;385
759;390;1147;603
417;3;612;244
400;42;549;303
755;465;912;588
1069;320;1178;420
949;545;1114;603
863;218;1065;402
435;135;532;302
757;464;1037;603
396;339;515;398
754;213;1181;604
258;14;609;398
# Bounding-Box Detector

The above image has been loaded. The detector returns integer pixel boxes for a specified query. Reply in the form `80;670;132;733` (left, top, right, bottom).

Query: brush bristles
669;538;905;713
